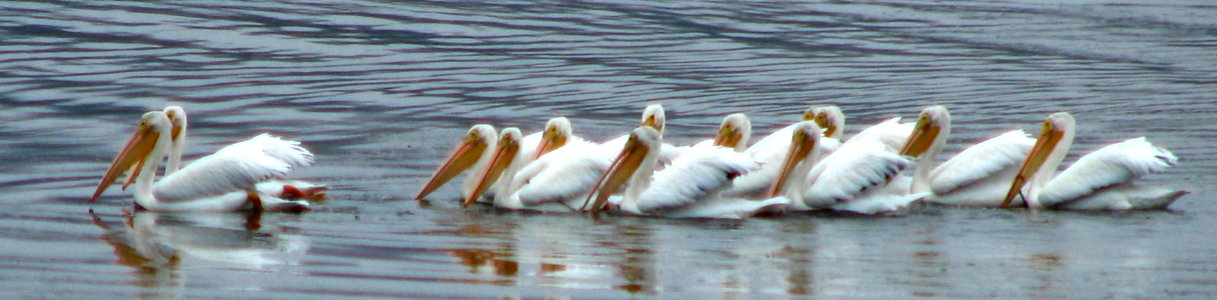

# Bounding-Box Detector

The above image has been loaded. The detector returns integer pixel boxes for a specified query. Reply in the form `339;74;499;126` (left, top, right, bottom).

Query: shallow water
2;0;1217;298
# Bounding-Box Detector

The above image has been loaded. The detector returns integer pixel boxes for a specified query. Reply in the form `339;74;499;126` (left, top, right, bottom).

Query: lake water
2;0;1217;298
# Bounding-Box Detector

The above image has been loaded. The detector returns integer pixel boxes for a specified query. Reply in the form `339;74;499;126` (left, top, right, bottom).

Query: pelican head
416;124;497;200
899;105;950;158
162;106;188;173
163;106;187;142
585;126;662;213
803;106;844;139
1002;112;1076;208
91;111;172;202
641;104;666;133
533;117;572;160
713;113;751;152
767;121;823;198
464;128;522;207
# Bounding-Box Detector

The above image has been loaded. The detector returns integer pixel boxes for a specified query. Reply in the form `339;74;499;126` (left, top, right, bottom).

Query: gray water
2;0;1217;298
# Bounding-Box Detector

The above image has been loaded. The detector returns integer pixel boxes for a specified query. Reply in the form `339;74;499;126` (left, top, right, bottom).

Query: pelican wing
1037;137;1177;206
850;117;912;152
802;142;911;207
637;145;759;214
929;130;1035;195
511;141;612;206
518;130;543;160
745;123;798;159
153;134;314;202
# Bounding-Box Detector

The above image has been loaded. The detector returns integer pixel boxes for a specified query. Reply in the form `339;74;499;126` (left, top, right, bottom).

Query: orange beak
767;129;817;198
464;138;519;207
899;116;940;158
416;136;487;200
1001;122;1063;208
583;135;649;213
712;126;742;149
91;124;160;202
533;130;566;161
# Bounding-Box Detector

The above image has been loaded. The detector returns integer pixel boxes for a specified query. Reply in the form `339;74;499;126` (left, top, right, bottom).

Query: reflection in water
447;223;520;286
612;223;656;294
778;220;819;296
908;224;947;298
444;215;616;294
91;210;309;297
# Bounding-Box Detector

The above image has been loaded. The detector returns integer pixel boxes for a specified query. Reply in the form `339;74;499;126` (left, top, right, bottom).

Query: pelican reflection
91;210;310;296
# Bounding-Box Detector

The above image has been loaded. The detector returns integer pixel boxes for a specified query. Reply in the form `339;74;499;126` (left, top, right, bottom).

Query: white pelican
161;106;327;201
415;124;497;201
686;113;751;151
769;119;923;214
530;117;580;160
477;104;675;211
1002;112;1186;210
90;111;314;212
898;106;1036;207
584;126;788;219
726;106;844;199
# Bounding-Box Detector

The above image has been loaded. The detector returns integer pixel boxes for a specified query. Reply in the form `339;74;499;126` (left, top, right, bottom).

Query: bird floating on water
91;110;317;213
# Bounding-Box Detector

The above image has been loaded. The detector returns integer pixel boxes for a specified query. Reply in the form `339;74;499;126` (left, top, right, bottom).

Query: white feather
849;117;913;152
153;134;311;202
929;130;1035;195
1038;137;1178;207
801;141;912;209
636;144;760;214
509;139;614;209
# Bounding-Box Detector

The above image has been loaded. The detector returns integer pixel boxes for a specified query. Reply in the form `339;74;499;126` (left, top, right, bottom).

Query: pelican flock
91;103;1187;218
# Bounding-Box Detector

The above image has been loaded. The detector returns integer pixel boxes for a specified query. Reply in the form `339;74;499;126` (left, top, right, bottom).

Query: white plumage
849;117;914;153
799;142;919;213
154;134;313;203
1038;137;1181;209
634;144;759;213
497;133;616;211
928;131;1034;196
